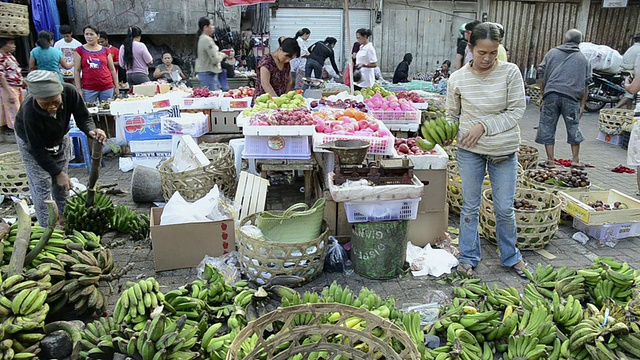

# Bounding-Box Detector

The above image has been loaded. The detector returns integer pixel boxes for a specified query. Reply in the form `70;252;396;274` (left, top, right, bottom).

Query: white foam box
573;218;640;241
161;113;210;137
180;96;221;110
110;98;154;115
131;156;169;169
129;139;173;153
392;144;449;170
171;135;209;172
596;131;623;146
220;97;253;111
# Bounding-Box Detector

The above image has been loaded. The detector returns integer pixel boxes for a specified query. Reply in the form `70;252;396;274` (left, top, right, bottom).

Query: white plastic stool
229;138;257;178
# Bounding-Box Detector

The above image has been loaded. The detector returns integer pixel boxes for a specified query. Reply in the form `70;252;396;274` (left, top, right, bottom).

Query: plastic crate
243;135;311;159
210;110;241;133
345;198;420;223
312;121;394;155
370;109;421;124
573;218;640;241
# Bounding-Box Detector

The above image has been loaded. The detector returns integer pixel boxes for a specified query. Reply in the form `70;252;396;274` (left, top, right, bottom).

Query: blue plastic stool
68;128;103;174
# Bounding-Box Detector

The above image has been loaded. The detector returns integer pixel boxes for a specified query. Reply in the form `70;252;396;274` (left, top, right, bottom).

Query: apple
398;143;410;154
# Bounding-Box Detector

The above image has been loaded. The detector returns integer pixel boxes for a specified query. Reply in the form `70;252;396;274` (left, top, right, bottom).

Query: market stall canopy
224;0;275;6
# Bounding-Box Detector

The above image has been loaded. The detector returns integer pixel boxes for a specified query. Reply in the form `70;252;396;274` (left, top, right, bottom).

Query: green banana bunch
78;316;119;359
554;274;586;301
485;284;521;309
502;335;548;360
445;323;482;360
113;278;164;326
569;312;628;352
552;292;584;330
616;333;640;358
0;266;52;357
112;205;150;241
55;248;113;316
2;224;68;267
64;191;115;235
420;117;458;147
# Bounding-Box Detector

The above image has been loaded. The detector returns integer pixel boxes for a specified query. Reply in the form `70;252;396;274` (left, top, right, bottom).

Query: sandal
456;263;474;276
537;161;556;169
570;163;586;170
512;261;533;278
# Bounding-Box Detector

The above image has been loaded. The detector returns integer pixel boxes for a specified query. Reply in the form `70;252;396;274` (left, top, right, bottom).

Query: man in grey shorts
535;29;592;169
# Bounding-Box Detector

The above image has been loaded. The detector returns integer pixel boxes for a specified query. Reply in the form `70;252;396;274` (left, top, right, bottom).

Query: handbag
256;198;326;243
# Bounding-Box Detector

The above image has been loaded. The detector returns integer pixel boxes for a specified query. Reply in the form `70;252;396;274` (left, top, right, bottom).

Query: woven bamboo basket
237;214;328;285
0;3;28;36
0;151;29;196
159;143;237;202
525;85;542;104
479;187;561;250
599;108;634;136
447;161;525;214
227;303;421;360
518;145;539;170
523;169;590;195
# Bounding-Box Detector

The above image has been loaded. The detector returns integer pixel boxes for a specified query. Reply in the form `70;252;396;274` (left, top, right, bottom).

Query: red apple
398;143;410;154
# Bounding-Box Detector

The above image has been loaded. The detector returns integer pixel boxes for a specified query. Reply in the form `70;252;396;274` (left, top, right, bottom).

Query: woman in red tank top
73;25;118;103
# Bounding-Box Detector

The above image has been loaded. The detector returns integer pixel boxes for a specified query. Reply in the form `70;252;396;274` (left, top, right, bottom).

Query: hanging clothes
31;0;62;41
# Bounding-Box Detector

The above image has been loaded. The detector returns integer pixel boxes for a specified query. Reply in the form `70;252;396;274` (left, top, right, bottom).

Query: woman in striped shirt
446;23;530;277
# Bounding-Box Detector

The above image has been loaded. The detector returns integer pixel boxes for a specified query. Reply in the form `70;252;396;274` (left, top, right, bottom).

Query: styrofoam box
345;198;421;223
180;96;221;110
161;113;210;137
243;135;311;160
110;98;154;115
131;156;169;169
573;218;640;241
596;131;623;146
392;144;449;170
411;102;429;110
132;152;172;158
243;125;315;136
129;139;173;153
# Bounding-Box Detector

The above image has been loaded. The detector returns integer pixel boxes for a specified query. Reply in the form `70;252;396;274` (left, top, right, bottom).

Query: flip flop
570;163;586;170
537;161;556;169
512;261;533;279
456;263;474;276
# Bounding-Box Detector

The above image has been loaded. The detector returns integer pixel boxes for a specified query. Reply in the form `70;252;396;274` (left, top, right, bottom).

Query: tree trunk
86;139;104;207
25;200;58;266
7;200;31;276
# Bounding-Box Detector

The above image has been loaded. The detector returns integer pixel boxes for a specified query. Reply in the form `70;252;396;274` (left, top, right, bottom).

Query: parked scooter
584;70;629;112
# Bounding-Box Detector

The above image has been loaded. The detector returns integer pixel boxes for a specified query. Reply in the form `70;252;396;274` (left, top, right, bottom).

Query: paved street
1;105;638;309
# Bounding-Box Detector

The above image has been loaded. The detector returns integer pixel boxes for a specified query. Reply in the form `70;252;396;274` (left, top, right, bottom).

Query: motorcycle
584;70;629;112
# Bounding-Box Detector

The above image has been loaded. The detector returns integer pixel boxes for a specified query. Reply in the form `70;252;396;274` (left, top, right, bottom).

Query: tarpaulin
31;0;62;40
224;0;275;6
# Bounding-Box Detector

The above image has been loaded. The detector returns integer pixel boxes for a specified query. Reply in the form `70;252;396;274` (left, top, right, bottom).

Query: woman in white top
292;28;310;90
354;28;377;90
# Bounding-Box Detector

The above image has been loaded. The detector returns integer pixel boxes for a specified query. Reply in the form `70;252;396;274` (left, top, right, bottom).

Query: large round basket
599;108;634;136
447;161;525;214
518;145;539;170
0;151;29;196
227;303;421;360
0;3;29;37
523;169;590;195
479;187;562;251
237;214;328;285
525;85;542;104
159;143;237;201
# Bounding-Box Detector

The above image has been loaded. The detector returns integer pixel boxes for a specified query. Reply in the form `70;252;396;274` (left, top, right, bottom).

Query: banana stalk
7;200;32;276
86;139;104;207
25;200;59;266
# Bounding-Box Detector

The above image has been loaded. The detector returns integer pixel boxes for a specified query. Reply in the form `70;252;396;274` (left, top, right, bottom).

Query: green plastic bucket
351;220;408;280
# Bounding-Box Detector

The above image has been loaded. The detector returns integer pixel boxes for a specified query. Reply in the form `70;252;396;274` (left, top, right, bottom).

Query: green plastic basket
256;198;326;243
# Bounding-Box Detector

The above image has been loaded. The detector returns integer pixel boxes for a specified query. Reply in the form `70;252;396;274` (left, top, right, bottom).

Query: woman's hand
88;129;107;144
459;123;485;148
56;172;72;191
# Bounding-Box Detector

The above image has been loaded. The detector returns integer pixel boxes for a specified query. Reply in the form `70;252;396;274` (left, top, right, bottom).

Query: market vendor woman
253;38;300;99
15;70;106;226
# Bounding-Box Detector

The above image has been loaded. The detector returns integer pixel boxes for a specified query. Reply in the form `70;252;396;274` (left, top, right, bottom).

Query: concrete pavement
1;105;638;308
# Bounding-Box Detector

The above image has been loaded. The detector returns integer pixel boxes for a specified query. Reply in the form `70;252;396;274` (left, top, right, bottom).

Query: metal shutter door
343;10;372;69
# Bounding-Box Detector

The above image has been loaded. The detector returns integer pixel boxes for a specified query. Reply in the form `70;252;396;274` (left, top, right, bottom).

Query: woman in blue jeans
446;23;530;277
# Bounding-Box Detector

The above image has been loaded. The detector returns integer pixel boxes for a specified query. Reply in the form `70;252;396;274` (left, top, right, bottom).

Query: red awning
223;0;275;6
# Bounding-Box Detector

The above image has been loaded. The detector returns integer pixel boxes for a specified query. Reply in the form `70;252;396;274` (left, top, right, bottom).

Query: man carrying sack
14;70;106;226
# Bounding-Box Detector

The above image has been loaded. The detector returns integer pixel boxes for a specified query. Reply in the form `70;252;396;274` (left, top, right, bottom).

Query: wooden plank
336;201;351;237
255;178;269;216
235;171;249;221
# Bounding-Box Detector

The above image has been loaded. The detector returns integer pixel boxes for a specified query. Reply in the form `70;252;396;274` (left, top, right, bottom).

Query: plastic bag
324;236;350;273
160;185;232;225
196;253;241;284
406;243;458;277
579;42;623;74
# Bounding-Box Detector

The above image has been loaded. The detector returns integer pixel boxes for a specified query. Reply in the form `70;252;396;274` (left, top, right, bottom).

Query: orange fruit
354;111;366;121
344;108;357;118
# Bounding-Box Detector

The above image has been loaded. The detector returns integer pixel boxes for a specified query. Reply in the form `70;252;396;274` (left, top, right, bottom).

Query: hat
25;70;63;99
634;33;640;41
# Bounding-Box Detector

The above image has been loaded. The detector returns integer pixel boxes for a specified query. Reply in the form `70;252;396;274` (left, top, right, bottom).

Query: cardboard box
407;205;449;247
129;139;173;153
161;113;210;137
573;218;640;241
150;207;235;271
134;84;171;97
323;190;352;240
122;112;172;141
558;189;640;225
131;156;169;169
414;169;447;212
596;131;623;146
